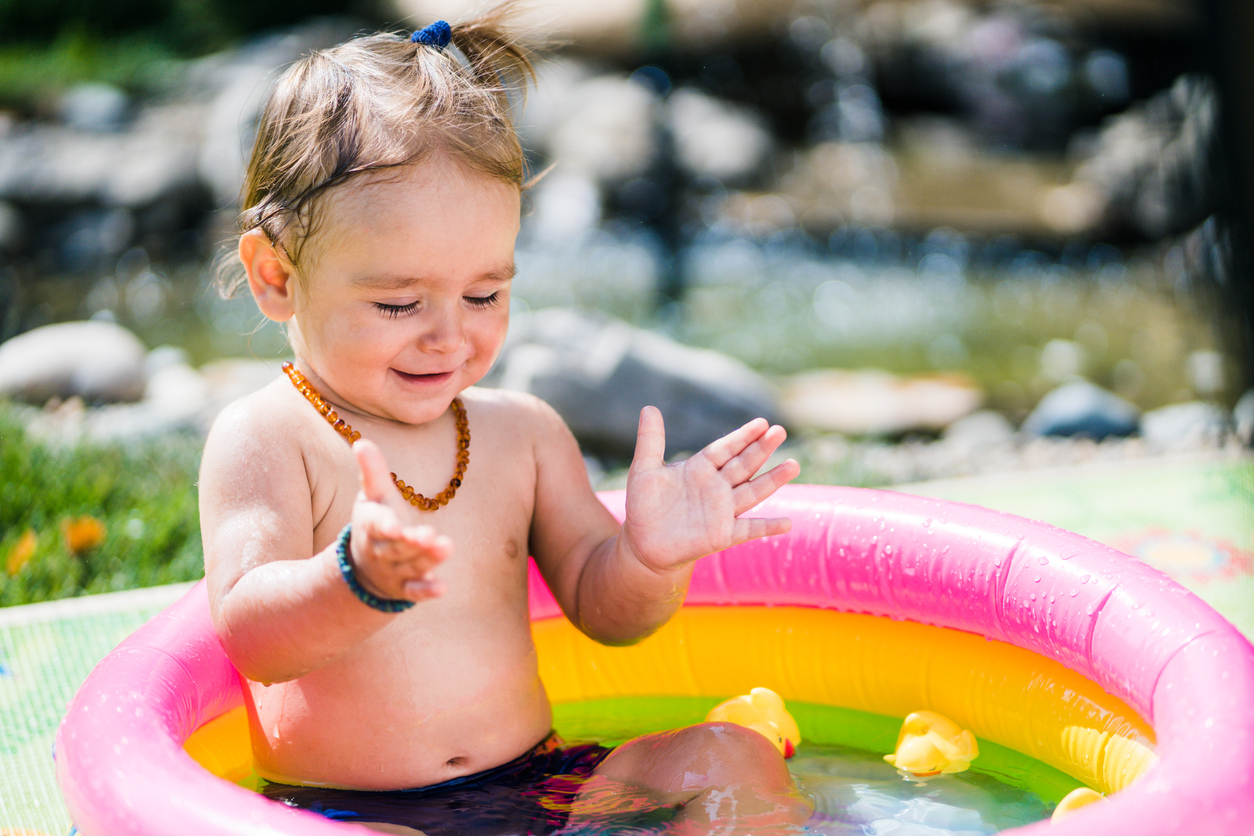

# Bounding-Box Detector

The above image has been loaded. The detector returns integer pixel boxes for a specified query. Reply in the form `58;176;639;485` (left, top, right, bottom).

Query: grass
0;403;204;607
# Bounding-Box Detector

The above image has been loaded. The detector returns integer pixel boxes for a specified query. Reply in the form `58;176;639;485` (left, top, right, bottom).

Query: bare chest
302;416;538;601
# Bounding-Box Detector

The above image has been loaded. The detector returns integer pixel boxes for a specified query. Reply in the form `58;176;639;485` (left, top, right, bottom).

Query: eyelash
375;301;419;319
466;292;501;309
373;292;501;319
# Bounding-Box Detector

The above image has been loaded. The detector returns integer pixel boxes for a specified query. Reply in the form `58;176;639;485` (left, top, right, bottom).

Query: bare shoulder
200;378;331;607
460;385;556;419
459;386;572;445
201;379;307;480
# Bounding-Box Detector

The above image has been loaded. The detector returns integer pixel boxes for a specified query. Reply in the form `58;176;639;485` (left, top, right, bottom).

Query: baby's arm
530;402;798;645
201;401;448;684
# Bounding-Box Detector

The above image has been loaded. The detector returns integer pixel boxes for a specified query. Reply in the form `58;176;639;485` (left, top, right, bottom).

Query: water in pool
248;696;1059;834
788;742;1051;835
553;741;1051;835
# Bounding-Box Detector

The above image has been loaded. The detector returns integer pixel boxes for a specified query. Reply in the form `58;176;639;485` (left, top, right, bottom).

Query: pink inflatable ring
56;485;1254;835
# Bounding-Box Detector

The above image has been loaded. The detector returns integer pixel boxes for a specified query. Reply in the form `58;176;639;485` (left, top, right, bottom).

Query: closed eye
465;292;502;309
374;301;420;318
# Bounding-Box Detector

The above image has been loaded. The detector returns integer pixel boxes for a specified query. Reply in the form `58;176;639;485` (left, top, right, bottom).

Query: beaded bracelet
334;524;414;613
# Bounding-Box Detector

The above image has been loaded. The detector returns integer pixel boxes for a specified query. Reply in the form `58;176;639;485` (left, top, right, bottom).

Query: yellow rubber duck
705;687;801;758
1050;787;1103;822
884;710;979;777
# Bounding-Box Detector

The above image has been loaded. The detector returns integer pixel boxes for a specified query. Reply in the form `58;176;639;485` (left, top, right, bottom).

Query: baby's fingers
349;520;451;601
393;526;451;600
731;458;801;516
398;525;453;570
702;418;771;471
354;486;404;544
354;439;398;506
730;515;793;546
717;423;789;486
630;406;667;473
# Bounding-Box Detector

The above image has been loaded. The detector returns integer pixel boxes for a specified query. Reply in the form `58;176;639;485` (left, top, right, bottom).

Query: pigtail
229;3;538;293
447;4;536;112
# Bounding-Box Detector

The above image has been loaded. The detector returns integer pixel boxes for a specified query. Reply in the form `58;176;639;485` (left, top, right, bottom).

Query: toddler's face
286;160;520;425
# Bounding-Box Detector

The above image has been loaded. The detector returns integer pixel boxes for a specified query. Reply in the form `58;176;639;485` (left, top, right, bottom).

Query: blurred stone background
0;0;1251;481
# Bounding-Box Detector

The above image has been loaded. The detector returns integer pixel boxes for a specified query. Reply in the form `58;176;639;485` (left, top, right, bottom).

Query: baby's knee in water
673;722;791;785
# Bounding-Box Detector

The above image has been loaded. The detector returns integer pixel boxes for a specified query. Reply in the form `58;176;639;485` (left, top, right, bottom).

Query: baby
199;9;807;835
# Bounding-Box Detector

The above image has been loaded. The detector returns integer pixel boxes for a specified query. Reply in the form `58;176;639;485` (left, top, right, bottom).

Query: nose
419;303;466;354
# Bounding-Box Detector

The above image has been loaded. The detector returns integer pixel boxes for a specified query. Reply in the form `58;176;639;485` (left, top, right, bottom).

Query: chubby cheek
305;316;402;385
469;315;510;367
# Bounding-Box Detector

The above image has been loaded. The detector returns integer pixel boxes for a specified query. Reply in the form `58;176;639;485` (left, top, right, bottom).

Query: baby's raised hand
348;439;452;603
622;406;800;574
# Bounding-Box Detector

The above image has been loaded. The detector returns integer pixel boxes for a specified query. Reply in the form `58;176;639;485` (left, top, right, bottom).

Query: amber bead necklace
282;362;469;511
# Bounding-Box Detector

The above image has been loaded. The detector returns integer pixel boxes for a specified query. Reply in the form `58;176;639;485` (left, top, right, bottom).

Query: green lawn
0;404;204;607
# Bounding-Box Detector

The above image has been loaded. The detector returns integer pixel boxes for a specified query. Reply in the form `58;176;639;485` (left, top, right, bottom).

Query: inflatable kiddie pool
57;485;1254;835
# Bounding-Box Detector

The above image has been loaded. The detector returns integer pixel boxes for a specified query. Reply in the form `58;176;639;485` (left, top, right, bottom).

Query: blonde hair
220;6;535;296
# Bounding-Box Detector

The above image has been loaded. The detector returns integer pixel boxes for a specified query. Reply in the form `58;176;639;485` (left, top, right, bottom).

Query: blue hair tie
411;20;452;49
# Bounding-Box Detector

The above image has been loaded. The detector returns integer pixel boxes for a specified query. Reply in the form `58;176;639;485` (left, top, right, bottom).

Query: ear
240;229;297;322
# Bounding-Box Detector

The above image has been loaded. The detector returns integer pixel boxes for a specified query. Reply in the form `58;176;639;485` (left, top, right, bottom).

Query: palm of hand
623;407;799;574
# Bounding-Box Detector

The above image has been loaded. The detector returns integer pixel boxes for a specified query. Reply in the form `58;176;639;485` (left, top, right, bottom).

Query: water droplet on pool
1037;556;1049;566
1069;589;1078;597
1081;574;1091;584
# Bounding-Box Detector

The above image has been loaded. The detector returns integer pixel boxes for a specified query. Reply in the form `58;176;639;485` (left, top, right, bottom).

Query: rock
1039;339;1086;382
1022;379;1139;439
545;74;658;183
56;208;135;270
144;345;192;379
516;58;596;153
0;321;147;404
0;109;201;208
82;362;210;441
144;362;211;412
942;409;1016;448
667;87;772;182
485;308;779;457
193;19;393;206
0;200;22;253
0;103;210;266
15;356;282;443
1232;389;1253;446
1074;74;1218;239
526;172;603;242
779;369;982;437
1140;401;1228;449
58;83;130;132
1186;349;1225;397
198;358;286;419
390;0;800;55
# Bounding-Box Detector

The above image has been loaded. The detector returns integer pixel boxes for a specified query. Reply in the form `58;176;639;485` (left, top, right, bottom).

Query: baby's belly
246;629;554;790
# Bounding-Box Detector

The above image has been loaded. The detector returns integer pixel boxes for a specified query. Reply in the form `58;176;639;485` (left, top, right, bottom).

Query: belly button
447;756;466;769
